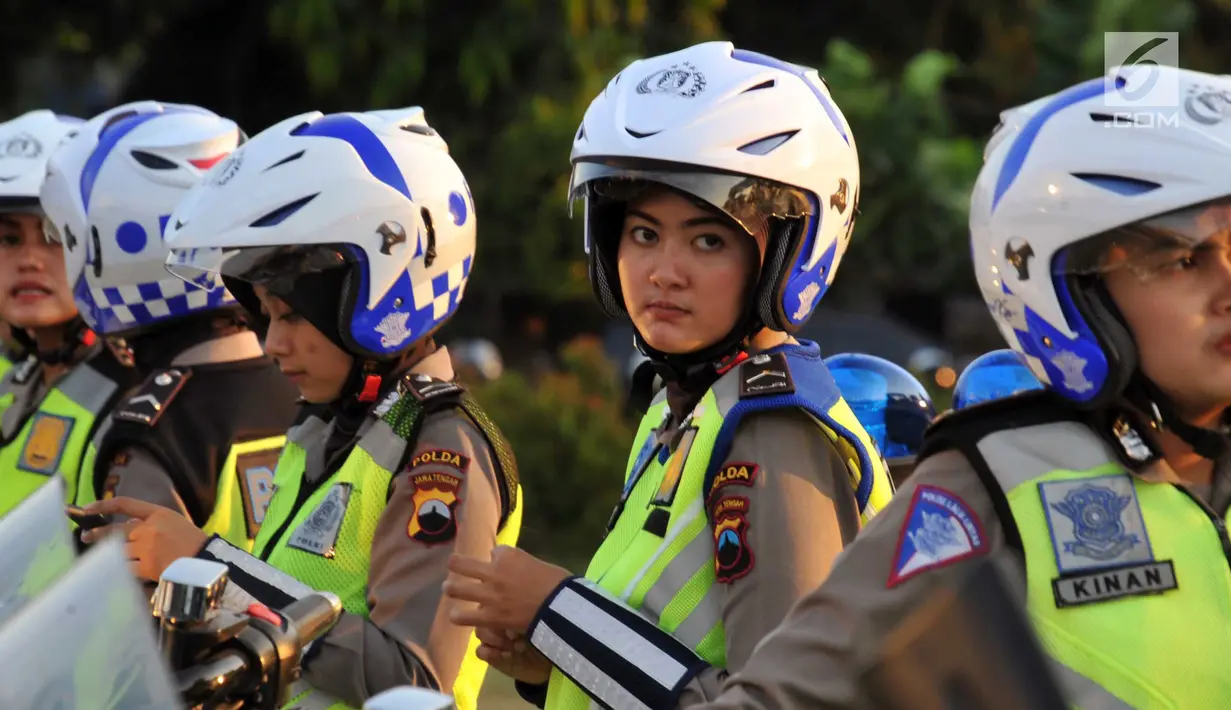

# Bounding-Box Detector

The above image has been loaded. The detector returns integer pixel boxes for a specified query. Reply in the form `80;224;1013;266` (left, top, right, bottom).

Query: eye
278;311;304;323
629;226;657;245
694;234;725;252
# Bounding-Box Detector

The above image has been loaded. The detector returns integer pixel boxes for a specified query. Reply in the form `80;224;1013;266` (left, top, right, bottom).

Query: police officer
40;101;299;547
826;353;935;485
83;107;522;710
0;110;139;517
576;65;1231;709
951;348;1044;411
442;42;893;710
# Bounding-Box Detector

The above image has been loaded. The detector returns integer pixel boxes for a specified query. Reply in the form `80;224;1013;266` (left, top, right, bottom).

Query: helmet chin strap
10;317;96;366
1122;371;1228;461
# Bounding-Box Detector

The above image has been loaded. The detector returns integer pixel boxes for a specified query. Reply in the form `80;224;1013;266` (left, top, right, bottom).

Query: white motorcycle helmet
40;101;243;336
0;110;88;362
0;110;83;213
570;41;859;379
164;107;476;388
971;64;1231;457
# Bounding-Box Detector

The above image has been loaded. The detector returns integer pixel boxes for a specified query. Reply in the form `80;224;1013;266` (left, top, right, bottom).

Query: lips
9;280;53;299
645;300;689;315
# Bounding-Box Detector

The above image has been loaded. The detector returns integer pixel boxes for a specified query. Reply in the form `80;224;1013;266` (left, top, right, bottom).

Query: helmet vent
1088;112;1139;126
264;150;306;172
625;127;660;139
249;193;319;228
737;130;799;155
1071;173;1161;196
130;150;178;170
742;79;776;93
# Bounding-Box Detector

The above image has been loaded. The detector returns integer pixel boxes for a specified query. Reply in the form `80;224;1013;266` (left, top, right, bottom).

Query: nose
263;320;292;359
14;241;48;273
647;239;689;291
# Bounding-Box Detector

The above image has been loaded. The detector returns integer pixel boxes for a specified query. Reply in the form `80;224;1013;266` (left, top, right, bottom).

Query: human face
1101;203;1231;420
617;190;759;355
255;285;353;403
0;213;78;330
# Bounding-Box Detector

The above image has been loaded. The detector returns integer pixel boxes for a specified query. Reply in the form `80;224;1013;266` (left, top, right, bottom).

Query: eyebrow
0;216;21;229
626;208;729;230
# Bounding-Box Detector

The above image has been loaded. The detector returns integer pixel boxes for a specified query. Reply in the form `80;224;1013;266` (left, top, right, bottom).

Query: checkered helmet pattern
40;101;242;335
164;107;477;360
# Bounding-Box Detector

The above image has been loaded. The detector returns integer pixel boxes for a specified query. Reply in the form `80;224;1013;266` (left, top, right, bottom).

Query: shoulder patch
407;373;463;402
408;448;471;472
738;352;795;399
707;462;759;504
888;485;988;588
408;471;462;545
17;412;74;475
712;495;754;583
113;368;192;426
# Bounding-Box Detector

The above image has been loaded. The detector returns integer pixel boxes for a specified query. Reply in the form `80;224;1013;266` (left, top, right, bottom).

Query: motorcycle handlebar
176;591;342;707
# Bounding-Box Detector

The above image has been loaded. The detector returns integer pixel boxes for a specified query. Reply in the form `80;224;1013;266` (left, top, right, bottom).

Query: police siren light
953;349;1044;410
826;353;936;461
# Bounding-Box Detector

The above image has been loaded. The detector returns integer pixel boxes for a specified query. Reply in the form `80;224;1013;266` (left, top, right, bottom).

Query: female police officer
443;41;893;710
551;65;1231;709
81;107;522;710
0;110;139;516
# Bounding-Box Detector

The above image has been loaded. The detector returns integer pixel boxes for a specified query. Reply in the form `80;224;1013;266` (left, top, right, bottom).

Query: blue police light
953;349;1044;410
825;353;935;460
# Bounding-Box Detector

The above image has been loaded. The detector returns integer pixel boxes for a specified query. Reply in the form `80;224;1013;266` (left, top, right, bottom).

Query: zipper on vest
1173;484;1231;570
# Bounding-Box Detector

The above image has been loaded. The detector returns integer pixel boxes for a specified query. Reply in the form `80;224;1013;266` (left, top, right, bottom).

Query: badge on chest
18;413;74;475
1039;474;1178;608
287;483;352;559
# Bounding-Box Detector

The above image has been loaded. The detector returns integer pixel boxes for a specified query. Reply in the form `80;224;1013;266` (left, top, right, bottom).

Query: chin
636;322;698;356
3;305;76;330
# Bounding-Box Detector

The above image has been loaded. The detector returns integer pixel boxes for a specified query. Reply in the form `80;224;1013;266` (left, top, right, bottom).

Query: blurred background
4;1;1223;703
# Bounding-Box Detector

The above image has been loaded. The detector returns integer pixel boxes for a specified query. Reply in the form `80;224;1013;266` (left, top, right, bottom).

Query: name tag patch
887;485;988;588
236;448;281;540
1052;561;1177;608
18;413;74;476
287;483;351;559
1040;475;1177;606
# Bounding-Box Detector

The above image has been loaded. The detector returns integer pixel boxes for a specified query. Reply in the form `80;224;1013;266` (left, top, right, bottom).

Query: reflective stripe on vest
978;421;1231;709
546;352;893;709
254;404;522;710
0;363;118;518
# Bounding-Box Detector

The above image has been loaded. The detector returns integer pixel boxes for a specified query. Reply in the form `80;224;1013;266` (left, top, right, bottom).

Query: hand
444;545;572;633
474;626;552;684
79;497;208;582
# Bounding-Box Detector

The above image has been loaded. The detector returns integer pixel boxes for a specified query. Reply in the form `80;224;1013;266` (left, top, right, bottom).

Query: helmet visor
568;160;814;237
166;244;349;296
1061;196;1231;282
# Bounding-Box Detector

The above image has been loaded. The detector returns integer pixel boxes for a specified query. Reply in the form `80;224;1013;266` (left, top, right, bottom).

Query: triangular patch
887;485;988;587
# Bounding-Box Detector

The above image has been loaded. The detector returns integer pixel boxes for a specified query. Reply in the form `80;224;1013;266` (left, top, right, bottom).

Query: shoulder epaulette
10;354;39;386
406;373;464;402
738;352;796;399
113;367;193;427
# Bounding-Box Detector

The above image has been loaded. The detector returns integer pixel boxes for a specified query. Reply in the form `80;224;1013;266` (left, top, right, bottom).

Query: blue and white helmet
570;41;859;359
0;110;83;213
972;66;1231;412
164;108;475;361
952;349;1044;410
825;353;935;461
40;101;242;335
